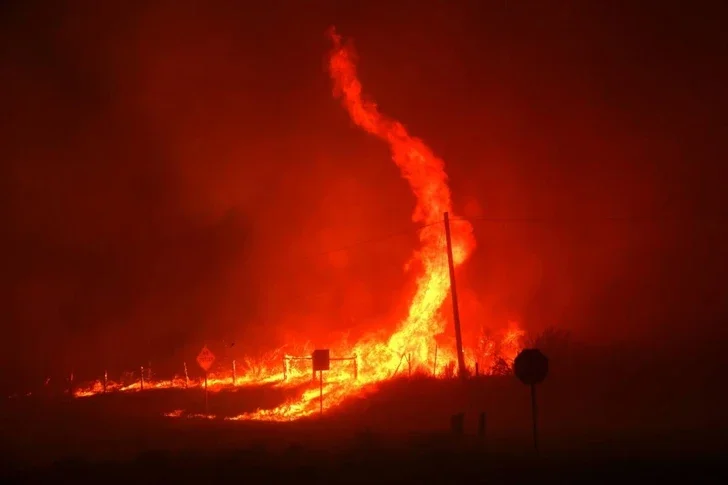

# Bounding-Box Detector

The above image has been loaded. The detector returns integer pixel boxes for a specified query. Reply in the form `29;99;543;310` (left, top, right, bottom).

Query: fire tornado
69;29;521;421
327;27;475;374
230;28;477;419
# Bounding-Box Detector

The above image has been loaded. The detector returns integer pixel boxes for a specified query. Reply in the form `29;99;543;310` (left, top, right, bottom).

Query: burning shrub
489;357;512;376
475;321;525;374
442;361;457;379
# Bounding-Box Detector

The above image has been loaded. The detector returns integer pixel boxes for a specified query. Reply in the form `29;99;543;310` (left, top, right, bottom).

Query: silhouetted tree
528;327;572;359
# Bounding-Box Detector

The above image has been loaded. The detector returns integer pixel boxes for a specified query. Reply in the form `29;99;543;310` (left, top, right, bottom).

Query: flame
65;29;523;420
229;27;477;420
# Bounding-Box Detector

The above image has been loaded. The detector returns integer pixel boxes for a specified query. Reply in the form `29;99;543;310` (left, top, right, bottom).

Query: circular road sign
513;348;549;385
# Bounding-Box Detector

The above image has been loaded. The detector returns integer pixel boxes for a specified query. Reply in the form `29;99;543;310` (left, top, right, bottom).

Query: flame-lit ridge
64;29;522;420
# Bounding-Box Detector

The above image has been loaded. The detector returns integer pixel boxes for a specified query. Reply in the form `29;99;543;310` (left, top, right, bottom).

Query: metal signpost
196;345;216;414
311;349;330;416
513;348;549;452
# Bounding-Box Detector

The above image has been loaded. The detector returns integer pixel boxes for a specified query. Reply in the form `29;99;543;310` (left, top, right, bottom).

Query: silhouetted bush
442;361;456;379
489;357;511;376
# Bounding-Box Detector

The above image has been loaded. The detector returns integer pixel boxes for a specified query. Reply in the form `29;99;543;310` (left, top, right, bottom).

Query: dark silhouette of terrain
3;330;727;482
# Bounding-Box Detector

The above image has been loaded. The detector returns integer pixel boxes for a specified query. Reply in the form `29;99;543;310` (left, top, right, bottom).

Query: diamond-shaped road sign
196;346;216;372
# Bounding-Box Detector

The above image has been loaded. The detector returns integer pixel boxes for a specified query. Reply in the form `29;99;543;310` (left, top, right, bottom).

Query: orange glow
69;28;523;420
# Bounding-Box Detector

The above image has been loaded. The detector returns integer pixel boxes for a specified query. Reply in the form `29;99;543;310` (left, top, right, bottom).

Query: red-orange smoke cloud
72;28;512;421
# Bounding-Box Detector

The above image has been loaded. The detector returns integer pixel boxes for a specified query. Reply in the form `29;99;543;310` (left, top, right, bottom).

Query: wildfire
66;29;523;420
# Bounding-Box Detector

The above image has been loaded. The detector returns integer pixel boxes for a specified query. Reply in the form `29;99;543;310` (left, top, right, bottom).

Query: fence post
433;345;438;376
478;411;487;443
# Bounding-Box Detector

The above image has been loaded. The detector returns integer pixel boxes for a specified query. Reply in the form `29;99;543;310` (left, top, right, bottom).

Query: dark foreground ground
2;421;726;484
4;440;727;484
3;366;728;483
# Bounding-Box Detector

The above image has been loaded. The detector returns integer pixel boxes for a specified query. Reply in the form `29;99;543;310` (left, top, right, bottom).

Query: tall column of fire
328;28;476;371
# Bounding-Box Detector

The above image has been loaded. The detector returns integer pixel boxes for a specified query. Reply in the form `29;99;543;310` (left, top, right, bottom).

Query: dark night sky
1;0;726;389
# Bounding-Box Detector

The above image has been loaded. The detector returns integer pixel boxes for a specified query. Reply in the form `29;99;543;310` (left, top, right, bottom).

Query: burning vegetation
64;29;524;420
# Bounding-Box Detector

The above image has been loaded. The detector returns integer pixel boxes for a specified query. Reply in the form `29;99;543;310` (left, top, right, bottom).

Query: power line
252;212;727;308
287;213;727;262
451;214;728;225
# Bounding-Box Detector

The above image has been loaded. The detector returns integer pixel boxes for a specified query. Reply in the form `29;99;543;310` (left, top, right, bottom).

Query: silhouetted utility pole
444;212;466;378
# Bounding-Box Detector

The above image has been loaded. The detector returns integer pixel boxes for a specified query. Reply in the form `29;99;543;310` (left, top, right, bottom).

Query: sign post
196;346;216;414
513;349;549;452
311;349;330;416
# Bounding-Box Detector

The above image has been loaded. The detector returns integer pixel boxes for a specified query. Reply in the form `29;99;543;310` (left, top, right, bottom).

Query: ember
68;28;523;420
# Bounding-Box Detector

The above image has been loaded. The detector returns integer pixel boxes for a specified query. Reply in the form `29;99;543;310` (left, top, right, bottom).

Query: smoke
1;1;726;391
